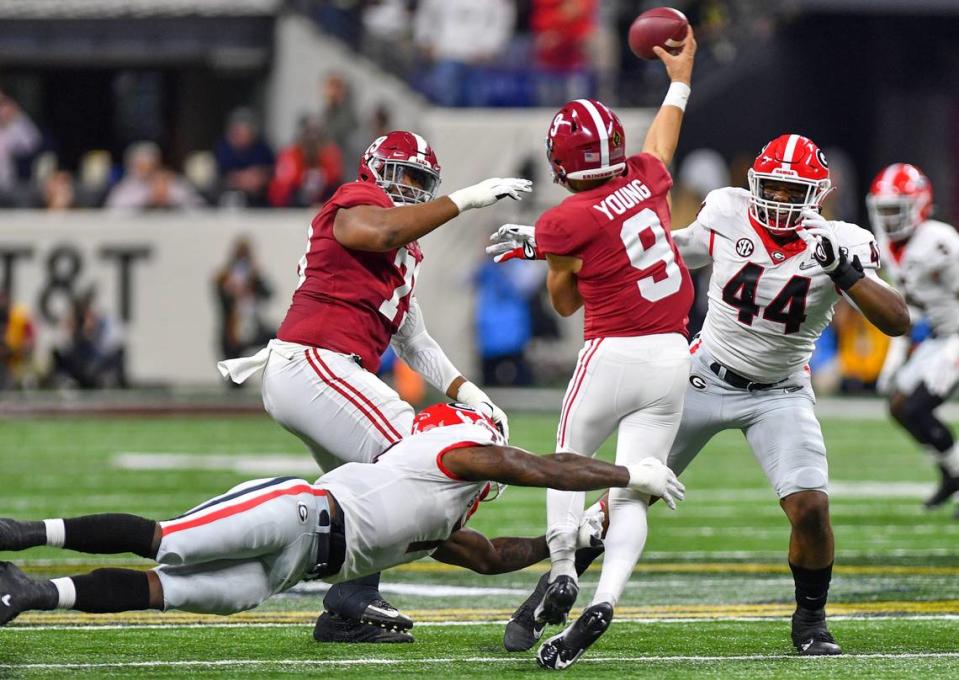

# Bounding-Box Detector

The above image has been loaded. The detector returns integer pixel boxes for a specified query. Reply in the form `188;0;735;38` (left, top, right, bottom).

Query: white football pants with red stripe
547;333;689;604
261;340;414;472
154;476;326;614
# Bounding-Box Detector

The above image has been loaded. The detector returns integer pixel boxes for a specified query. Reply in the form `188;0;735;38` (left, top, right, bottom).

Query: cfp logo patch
736;238;754;257
297;502;309;524
689;375;707;390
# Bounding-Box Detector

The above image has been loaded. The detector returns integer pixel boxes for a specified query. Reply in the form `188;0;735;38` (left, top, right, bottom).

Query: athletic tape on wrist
663;82;691;111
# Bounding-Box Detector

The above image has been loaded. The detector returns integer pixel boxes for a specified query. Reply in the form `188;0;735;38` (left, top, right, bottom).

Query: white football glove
455;381;510;441
486;224;543;263
625;457;685;510
576;501;607;549
796;209;841;273
447;177;533;213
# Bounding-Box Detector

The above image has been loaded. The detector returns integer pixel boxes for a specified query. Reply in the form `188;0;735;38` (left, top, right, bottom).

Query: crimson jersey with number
277;181;422;372
535;153;693;339
674;187;881;382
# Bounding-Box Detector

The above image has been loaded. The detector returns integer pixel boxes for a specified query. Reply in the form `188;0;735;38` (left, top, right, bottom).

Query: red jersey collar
747;212;807;264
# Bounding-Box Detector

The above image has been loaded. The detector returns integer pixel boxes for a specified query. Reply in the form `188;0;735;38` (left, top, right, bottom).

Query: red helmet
358;131;441;205
412;402;499;436
866;163;933;242
546;99;627;185
747;134;833;233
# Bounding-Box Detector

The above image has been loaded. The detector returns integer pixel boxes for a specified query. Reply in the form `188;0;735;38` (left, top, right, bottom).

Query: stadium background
1;1;958;676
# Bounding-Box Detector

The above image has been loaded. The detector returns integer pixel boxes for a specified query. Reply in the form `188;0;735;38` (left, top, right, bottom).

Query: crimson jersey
536;153;693;339
277;181;422;372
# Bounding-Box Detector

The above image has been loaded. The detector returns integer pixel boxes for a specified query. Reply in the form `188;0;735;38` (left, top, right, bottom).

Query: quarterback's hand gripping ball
628;6;689;60
626;457;685;509
486;224;543;263
448;177;533;213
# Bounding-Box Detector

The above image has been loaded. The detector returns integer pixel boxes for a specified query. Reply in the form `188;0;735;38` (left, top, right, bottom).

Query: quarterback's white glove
797;209;865;290
576;500;607;549
455;381;510;441
447;178;533;213
625;457;685;510
486;224;543;263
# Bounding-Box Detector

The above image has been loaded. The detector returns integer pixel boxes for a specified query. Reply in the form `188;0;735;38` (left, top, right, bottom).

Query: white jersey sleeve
672;220;712;269
317;422;503;583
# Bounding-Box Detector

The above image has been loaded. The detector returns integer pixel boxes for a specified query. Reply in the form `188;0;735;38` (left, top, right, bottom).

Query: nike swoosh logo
799;261;819;270
367;606;398;618
1;594;11;607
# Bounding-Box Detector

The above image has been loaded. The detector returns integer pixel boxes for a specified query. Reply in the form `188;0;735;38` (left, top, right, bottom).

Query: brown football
628;7;689;60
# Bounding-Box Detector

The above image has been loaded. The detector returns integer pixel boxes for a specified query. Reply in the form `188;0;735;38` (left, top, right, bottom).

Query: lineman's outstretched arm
334;178;532;252
432;529;548;575
670;220;713;269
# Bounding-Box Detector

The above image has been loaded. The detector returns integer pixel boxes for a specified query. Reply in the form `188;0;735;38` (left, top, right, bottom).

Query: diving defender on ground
869;164;959;514
496;135;909;660
0;403;683;626
488;32;697;670
218;131;528;642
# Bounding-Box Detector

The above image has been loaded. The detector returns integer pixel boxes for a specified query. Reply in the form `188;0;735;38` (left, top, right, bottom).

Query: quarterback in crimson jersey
218;130;531;643
868;164;959;513
488;33;697;669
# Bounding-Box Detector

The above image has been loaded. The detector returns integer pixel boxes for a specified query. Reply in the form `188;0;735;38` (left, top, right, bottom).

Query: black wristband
827;256;865;291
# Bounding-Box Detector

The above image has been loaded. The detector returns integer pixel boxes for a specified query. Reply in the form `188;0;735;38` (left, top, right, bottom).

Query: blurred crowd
301;0;782;107
0;72;383;212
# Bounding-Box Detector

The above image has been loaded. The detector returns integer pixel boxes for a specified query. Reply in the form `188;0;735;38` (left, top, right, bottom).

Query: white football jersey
317;421;504;583
673;188;880;382
881;220;959;337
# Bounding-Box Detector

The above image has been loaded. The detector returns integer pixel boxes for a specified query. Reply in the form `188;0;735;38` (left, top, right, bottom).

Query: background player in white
868;164;959;513
0;404;683;635
487;34;697;669
664;135;909;655
218;131;528;642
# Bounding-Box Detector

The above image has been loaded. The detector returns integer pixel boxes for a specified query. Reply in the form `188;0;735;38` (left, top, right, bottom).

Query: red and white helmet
747;134;833;233
546;99;627;185
358;130;441;206
866;163;933;242
412;402;506;501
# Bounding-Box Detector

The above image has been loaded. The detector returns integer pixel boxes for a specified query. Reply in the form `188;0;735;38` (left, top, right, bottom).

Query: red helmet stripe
782;133;800;167
575;98;610;168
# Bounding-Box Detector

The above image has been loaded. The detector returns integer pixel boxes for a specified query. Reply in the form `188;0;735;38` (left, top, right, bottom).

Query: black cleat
357;598;413;632
924;466;959;509
0;519;46;552
504;572;550;652
313;611;413;643
0;561;56;626
791;607;842;656
534;575;579;628
537;602;613;670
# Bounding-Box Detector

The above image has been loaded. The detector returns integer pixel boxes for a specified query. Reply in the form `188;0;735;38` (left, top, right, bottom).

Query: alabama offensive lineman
487;34;697;669
0;404;684;631
218;131;530;642
869;164;959;513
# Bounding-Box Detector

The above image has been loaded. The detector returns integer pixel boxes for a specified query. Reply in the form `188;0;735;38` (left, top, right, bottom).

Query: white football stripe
411;132;428;158
782;133;800;167
575;99;609;168
879;162;902;187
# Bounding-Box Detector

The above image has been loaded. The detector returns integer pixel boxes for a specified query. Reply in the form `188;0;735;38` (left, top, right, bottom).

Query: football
628;6;689;60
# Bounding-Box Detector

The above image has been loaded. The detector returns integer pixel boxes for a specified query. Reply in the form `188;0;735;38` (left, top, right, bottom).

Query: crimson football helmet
747;134;833;233
546;99;627;186
412;402;505;501
866;163;933;242
358;131;441;205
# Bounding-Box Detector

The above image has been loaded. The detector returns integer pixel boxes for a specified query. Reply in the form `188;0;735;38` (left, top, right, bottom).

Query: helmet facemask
867;194;918;242
368;158;440;206
748;171;833;234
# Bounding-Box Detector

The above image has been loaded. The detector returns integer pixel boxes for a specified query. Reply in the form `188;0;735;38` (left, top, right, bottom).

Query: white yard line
8;613;959;633
3;651;959;669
